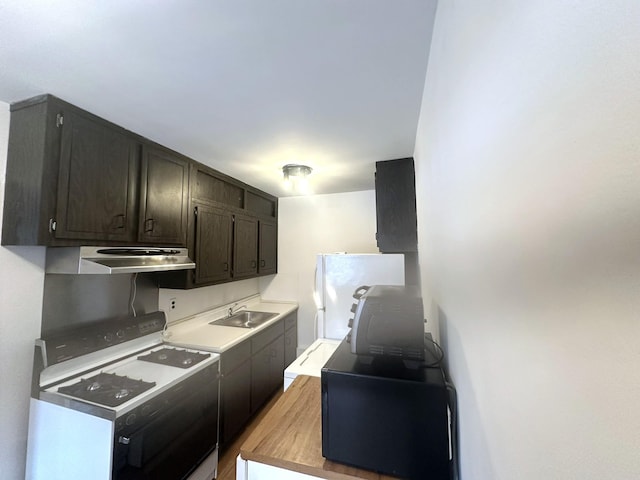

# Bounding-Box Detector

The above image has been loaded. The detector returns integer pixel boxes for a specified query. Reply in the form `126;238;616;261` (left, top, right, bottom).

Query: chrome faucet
227;303;247;317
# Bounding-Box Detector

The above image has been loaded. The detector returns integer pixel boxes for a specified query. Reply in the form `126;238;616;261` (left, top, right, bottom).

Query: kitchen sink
209;311;278;328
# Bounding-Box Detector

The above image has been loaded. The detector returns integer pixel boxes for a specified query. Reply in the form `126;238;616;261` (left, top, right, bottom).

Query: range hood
45;246;196;274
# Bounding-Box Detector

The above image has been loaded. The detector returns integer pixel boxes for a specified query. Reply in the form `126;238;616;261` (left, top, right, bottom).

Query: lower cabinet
220;341;252;445
284;314;297;368
249;320;285;413
219;311;298;448
250;335;284;412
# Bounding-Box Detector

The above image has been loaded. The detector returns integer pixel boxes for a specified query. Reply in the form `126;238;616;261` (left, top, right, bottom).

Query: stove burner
138;347;210;369
58;373;155;407
115;389;130;399
87;381;101;391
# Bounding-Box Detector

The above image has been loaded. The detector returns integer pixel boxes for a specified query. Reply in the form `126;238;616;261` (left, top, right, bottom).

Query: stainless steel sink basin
209;311;278;328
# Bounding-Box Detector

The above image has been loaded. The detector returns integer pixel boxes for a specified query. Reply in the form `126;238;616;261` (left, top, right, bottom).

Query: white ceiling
0;0;437;197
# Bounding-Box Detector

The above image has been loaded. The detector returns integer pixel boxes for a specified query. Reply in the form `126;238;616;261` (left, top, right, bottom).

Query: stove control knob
116;329;125;339
103;333;114;343
141;404;153;417
125;413;137;426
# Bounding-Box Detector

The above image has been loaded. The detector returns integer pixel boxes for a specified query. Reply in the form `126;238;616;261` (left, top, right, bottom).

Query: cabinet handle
260;260;265;267
223;262;229;272
251;260;257;268
113;214;126;230
144;218;154;232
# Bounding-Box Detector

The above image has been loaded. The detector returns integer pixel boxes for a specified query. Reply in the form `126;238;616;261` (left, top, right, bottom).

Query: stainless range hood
45;246;195;274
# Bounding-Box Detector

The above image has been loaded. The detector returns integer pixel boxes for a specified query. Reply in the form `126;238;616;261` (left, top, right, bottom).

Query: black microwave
321;339;451;479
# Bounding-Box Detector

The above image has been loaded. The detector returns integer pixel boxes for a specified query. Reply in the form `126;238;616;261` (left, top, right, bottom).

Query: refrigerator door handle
314;259;324;339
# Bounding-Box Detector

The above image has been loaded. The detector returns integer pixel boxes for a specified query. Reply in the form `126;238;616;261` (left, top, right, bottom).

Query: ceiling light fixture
282;164;313;192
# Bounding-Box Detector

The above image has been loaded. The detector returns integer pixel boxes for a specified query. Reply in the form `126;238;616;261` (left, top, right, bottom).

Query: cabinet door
55;109;137;241
375;157;418;252
233;214;258;278
283;312;298;369
221;359;251;445
250;344;273;413
251;336;285;413
269;333;285;387
284;326;297;369
194;165;244;209
138;145;189;245
194;205;232;284
258;220;277;275
220;341;252;446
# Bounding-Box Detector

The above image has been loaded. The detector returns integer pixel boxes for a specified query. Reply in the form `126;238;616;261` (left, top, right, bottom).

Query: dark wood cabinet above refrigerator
375;157;418;253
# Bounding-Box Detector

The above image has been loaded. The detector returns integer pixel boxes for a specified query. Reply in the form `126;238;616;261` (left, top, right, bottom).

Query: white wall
414;2;640;479
0;102;47;479
260;190;378;349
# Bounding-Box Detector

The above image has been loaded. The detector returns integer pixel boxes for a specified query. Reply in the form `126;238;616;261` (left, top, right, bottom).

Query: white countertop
164;296;298;353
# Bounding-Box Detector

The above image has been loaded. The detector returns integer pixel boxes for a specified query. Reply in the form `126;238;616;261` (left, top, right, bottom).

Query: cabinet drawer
221;340;251;374
251;321;284;354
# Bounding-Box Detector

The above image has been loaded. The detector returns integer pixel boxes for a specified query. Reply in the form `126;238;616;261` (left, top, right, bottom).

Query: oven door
113;364;219;480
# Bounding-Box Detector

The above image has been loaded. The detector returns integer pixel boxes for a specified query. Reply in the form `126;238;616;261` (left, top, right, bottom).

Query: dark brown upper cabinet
375;157;418;253
258;220;277;275
233;214;259;278
193;204;233;284
194;163;244;209
156;162;278;289
1;94;189;247
54;108;138;242
1;95;141;245
137;145;189;245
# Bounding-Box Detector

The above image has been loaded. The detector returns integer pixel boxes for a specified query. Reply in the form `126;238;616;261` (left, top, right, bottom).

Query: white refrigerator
284;253;405;390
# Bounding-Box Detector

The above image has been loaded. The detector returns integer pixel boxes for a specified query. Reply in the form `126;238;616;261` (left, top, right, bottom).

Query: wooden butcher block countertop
239;375;398;480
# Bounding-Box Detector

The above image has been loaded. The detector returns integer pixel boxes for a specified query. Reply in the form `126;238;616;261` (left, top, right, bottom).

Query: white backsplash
159;278;261;323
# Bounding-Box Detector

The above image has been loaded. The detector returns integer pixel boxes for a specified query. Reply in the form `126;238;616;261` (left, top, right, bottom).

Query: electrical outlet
170;298;177;310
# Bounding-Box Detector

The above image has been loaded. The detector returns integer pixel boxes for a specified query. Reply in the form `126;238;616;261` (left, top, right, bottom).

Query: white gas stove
26;311;220;480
